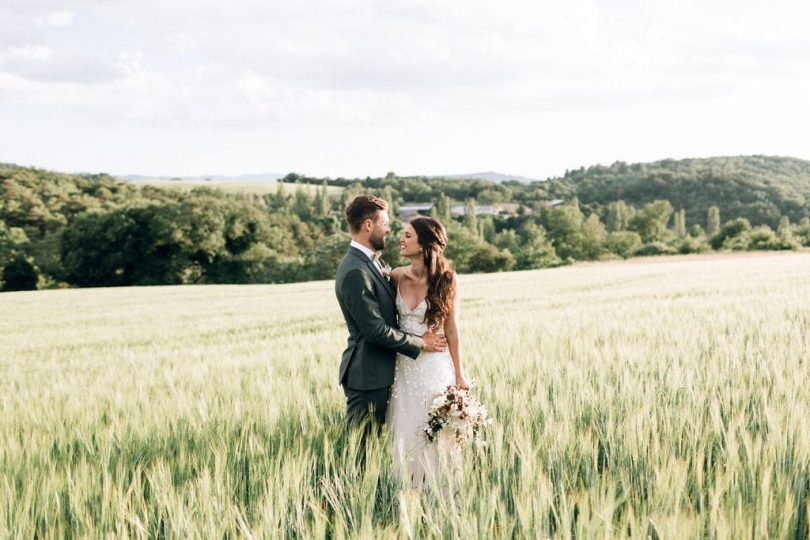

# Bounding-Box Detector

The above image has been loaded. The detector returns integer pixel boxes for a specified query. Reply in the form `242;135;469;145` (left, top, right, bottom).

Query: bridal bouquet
424;385;492;446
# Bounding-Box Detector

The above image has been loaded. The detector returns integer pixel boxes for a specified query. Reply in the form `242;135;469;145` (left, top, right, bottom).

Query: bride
387;216;471;487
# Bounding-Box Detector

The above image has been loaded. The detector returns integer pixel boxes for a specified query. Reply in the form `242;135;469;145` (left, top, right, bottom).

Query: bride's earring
418;247;423;253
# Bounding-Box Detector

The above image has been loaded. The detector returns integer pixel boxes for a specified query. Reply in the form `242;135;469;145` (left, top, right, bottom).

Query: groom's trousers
343;386;389;427
343;386;389;469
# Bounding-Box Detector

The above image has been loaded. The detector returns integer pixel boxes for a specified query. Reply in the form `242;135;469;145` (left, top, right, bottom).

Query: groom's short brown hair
345;195;389;233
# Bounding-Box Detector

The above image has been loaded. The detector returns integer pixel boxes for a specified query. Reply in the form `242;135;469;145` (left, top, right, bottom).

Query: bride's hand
455;374;472;390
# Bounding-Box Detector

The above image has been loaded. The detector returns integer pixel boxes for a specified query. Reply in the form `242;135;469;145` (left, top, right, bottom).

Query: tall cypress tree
433;192;451;222
675;208;687;237
315;180;330;216
707;206;721;237
464;198;478;234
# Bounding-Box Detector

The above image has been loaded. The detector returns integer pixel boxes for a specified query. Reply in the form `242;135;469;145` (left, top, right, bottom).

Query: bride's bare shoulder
392;266;411;277
390;266;410;287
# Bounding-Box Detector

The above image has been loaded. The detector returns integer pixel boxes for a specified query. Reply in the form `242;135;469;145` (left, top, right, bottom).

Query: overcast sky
2;0;809;179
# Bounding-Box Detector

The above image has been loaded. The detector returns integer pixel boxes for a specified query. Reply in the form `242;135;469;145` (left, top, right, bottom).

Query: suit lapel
348;247;395;302
367;257;396;302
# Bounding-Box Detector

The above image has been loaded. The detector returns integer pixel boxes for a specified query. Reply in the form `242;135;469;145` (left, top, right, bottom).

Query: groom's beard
369;232;386;252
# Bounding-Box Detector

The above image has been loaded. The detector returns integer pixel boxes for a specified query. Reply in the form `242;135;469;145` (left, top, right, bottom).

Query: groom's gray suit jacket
335;247;423;390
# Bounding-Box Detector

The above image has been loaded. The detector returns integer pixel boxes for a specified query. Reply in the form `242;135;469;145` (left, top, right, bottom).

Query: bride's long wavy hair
409;216;455;330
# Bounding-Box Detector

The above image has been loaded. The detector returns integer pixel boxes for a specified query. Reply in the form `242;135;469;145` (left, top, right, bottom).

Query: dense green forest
1;156;809;291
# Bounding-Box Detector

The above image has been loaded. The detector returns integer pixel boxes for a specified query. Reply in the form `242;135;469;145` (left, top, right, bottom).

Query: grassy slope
1;252;809;537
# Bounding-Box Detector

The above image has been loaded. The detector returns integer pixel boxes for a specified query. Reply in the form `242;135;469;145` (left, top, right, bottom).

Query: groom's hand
421;330;447;352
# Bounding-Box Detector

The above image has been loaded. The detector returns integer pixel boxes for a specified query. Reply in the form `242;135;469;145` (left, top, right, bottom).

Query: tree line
1;157;809;291
284;155;810;229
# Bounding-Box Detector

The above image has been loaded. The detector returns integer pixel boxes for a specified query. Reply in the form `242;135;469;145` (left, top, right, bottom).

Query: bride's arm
443;272;471;390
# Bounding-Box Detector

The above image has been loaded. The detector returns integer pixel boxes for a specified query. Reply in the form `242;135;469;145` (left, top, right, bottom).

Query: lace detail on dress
388;286;457;487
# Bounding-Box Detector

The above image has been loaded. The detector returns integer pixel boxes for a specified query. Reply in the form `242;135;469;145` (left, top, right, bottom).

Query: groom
335;195;447;431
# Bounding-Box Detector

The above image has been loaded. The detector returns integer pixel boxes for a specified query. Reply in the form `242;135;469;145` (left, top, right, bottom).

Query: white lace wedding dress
388;286;458;487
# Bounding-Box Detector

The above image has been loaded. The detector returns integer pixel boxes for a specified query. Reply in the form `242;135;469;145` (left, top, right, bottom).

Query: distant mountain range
119;171;541;184
121;173;285;182
429;171;540;183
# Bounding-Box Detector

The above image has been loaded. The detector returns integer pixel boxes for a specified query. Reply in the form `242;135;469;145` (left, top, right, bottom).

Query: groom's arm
341;268;423;359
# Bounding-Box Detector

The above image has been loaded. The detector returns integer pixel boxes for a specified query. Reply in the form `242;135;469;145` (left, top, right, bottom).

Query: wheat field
1;251;809;538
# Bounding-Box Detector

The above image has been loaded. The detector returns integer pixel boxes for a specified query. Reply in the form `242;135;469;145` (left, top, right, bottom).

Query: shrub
722;234;750;251
605;231;642;258
634;242;677;257
747;226;781;250
795;219;810;246
1;257;39;292
467;244;516;273
710;218;751;250
674;236;710;254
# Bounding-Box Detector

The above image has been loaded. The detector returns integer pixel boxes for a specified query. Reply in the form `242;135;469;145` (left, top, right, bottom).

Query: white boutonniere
372;251;392;281
380;261;392;281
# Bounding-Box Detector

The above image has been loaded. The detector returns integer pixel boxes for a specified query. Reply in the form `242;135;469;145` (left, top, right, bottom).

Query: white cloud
37;11;74;28
1;0;809;177
3;45;52;61
0;45;123;84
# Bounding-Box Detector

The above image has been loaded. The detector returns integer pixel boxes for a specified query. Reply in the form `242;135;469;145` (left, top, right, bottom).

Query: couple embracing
334;195;471;485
